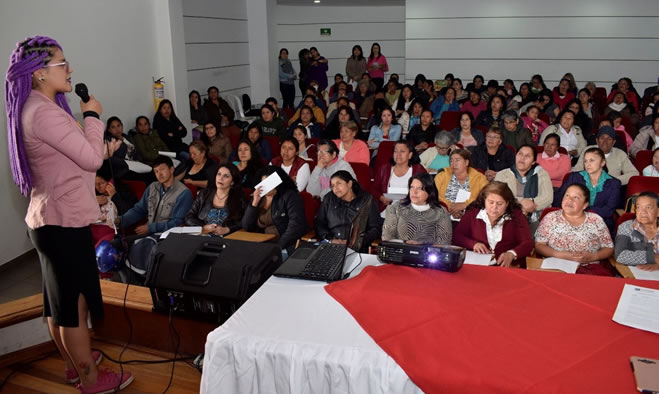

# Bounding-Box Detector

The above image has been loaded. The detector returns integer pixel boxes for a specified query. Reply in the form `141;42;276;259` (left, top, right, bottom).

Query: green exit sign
320;28;331;36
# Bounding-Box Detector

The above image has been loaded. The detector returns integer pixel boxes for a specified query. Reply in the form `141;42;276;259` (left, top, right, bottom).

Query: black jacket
153;114;188;154
408;124;438;146
185;187;246;234
468;144;514;173
241;188;308;252
315;190;382;253
475;110;503;130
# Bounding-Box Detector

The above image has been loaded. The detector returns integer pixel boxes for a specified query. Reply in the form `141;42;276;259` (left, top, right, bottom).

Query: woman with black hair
254;103;287;140
324;104;361;140
566;98;593;142
153;99;189;159
279;48;297;109
233;139;265;189
242;166;308;255
133;116;169;166
530;74;547;95
366;43;388;90
204;86;235;126
189;90;208;127
382;173;452;244
185;163;246;236
242;123;273;163
373;140;427;211
315;170;382;252
345;45;366;89
476;94;506;130
308;47;329;91
270;136;311;191
298;48;311;96
395;84;415;117
105;116;137;161
200;120;232;163
286;105;323;139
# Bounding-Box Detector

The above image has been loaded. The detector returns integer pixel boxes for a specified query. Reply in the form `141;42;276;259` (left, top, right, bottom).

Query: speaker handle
181;250;217;286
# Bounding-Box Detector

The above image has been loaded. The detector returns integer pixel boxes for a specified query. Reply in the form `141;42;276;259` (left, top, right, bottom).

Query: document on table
450;189;471;221
540;257;579;274
629;266;659;281
612;284;659;334
254;171;282;196
464;250;495;266
160;226;202;239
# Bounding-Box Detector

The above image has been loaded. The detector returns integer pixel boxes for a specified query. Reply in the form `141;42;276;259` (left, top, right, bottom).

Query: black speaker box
145;233;282;323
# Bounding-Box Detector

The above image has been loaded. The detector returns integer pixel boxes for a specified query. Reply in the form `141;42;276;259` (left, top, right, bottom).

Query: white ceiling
277;0;404;6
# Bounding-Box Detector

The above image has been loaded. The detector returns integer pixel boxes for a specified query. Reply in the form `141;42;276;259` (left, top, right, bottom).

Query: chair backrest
626;175;659;201
222;124;242;149
283;107;295;120
439;111;460;131
374;140;397;170
634;150;653;174
242;94;252;112
224;94;246;119
300;191;321;230
475;125;488;135
620;116;635;138
504;144;516;154
264;136;281;158
121;180;147;200
540;207;560;222
538;112;550;124
185;183;198;199
593;87;607;110
350;162;372;194
615;212;636;232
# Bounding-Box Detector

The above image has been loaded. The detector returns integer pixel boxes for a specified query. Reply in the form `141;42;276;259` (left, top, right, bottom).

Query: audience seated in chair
536;183;615;276
175;140;218;191
452;181;534;267
233;139;265;189
286;105;323;139
450;111;483;149
539;108;586;163
382;173;452;245
535;133;572;189
333;120;370;166
501;110;534;151
153;99;189;160
117;156;193;236
373;140;426;211
185;163;245;236
314;171;382;253
419;131;455;173
242;166;308;255
642;148;659;177
614;192;659;271
204;85;235;126
270;136;311;192
253;103;287;140
200;120;232;164
435;149;488;221
573;126;638;185
306;139;355;200
630;113;659;158
407;109;438;151
133;116;170;166
468;126;514;182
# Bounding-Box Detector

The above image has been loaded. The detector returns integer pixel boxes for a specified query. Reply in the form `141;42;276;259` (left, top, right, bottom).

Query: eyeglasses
436;146;450;152
44;60;70;70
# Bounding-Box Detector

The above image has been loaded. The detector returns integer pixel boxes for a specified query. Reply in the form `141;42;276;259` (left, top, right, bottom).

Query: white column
246;0;278;104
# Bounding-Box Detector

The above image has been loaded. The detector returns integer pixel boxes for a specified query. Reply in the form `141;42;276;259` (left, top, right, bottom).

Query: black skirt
28;225;104;327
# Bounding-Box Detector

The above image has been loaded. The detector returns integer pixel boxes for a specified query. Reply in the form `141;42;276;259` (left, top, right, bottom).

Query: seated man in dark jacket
118;156;193;235
468;126;515;181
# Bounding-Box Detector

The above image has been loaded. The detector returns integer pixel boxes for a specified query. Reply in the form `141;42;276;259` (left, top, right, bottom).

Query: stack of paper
630;266;659;281
540;257;579;274
450;189;470;221
464;250;495;266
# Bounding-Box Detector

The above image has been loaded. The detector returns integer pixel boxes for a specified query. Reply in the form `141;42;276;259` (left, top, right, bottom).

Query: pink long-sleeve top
21;90;105;229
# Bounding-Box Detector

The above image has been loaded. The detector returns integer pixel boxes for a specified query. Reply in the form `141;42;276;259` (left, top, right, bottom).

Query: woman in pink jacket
5;36;133;392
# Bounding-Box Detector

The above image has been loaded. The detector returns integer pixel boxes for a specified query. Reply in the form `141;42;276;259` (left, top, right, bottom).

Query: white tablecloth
200;254;422;394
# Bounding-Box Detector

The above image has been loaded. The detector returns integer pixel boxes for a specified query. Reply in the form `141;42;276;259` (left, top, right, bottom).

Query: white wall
275;5;406;102
405;0;659;93
183;0;252;101
0;0;186;265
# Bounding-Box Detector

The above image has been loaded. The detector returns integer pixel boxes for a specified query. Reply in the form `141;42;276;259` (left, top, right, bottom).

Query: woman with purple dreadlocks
4;36;134;393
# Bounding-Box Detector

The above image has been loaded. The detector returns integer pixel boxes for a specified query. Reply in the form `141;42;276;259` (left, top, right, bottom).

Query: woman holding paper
453;182;534;267
372;140;426;212
242;166;307;255
185;163;246;236
614;192;659;271
382;174;452;244
535;183;614;275
434;149;488;220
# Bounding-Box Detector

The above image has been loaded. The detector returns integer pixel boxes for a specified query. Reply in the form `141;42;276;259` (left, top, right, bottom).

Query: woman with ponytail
4;36;133;392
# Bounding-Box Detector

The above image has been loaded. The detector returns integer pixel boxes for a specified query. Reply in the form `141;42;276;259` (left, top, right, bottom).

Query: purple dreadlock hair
5;36;73;196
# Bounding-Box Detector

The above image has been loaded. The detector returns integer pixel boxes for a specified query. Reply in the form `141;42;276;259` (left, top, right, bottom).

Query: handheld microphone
75;83;90;103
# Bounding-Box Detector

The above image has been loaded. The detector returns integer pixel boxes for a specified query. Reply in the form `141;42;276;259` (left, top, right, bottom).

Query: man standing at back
118;155;193;235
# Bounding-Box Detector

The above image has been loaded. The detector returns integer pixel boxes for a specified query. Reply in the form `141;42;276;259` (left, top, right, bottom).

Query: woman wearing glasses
4;36;133;392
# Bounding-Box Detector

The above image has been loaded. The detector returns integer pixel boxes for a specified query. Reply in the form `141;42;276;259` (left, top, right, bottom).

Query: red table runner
325;264;659;393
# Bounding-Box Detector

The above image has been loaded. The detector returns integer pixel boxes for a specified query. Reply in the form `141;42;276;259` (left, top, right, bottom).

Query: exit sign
320;28;331;36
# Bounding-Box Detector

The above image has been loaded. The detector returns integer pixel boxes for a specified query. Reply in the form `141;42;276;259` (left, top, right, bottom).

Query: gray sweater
306;159;356;200
614;220;656;265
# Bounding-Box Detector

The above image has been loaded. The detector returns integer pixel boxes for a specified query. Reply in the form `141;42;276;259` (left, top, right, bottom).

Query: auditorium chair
633;150;653;174
625;176;659;210
538;112;551;125
593;87;608;111
615;212;636;231
185;183;198;199
351;162;372;194
438;111;460;131
540;206;560;222
373;140;397;171
620;115;635;138
264;135;281;158
300;191;321;240
121;180;147;200
615;130;628;153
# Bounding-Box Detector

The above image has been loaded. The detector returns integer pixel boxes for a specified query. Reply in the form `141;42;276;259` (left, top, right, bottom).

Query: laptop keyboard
299;244;345;280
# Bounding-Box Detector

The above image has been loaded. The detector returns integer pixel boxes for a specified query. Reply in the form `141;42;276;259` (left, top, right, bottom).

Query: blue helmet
96;240;125;273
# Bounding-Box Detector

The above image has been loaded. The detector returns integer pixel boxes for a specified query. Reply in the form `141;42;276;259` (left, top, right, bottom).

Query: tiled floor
0;250;42;303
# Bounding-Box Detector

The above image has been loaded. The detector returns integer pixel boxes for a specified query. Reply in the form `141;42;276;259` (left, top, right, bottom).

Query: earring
38;77;45;81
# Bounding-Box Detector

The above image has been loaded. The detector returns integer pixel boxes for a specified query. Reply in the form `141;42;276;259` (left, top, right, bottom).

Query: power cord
342;251;363;279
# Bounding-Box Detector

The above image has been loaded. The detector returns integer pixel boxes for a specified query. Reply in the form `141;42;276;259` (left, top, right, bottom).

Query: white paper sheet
612;284;659;334
158;151;176;158
540;257;579;274
254;172;282;196
450;189;471;221
629;266;659;281
160;226;202;239
464;250;495;266
383;193;407;201
125;160;152;174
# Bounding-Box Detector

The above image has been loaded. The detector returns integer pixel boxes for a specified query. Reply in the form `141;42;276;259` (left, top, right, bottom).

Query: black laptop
274;205;366;282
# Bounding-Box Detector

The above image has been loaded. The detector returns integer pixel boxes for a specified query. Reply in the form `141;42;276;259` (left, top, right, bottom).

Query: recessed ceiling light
314;0;320;3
